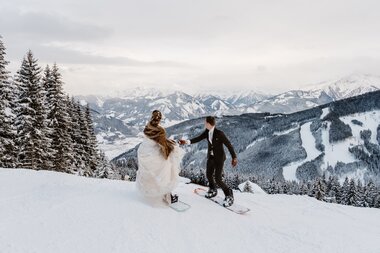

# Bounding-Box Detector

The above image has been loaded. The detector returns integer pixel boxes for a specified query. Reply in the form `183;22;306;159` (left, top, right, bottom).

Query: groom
179;116;238;207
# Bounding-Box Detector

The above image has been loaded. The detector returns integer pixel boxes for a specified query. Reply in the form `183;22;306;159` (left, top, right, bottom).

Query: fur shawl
143;122;175;159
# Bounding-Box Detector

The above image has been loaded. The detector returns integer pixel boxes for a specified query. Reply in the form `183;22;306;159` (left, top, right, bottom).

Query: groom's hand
231;158;238;168
178;139;187;145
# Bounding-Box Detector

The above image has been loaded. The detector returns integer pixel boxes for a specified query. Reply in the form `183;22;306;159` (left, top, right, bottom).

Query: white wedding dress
136;136;185;204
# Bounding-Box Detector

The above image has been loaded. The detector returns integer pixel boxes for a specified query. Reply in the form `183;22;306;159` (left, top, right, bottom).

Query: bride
136;110;184;205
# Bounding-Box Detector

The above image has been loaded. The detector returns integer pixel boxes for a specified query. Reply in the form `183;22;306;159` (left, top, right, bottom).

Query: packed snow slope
1;169;380;253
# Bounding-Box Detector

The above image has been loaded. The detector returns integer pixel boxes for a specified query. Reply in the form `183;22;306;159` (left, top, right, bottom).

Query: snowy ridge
1;169;380;253
246;74;380;114
305;74;380;99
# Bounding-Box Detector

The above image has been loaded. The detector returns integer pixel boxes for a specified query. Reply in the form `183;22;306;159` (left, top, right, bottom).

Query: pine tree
266;178;276;194
42;65;53;106
341;177;350;205
307;181;314;197
364;180;377;207
356;180;365;207
300;182;309;195
64;96;80;172
328;176;341;203
71;100;87;175
282;181;289;194
80;104;99;176
46;63;73;172
312;178;326;200
94;151;113;178
326;175;333;195
14;50;50;170
346;178;359;206
243;181;253;193
374;193;380;208
0;35;17;167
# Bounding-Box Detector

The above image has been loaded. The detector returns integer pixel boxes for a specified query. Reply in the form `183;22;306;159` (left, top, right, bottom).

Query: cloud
36;44;193;68
0;8;111;41
1;0;380;95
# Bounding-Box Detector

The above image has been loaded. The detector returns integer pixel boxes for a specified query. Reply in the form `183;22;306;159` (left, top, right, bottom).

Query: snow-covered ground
282;122;321;181
1;169;380;253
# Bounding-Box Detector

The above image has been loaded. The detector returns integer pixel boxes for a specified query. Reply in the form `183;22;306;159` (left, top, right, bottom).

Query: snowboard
194;188;250;215
169;200;191;212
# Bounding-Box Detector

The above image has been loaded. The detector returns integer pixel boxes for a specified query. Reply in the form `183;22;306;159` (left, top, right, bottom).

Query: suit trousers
206;156;232;197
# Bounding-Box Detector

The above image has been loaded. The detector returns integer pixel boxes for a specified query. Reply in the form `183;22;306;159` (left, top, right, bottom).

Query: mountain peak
303;73;380;100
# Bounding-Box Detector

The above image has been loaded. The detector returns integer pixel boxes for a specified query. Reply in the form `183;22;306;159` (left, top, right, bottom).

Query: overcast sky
1;0;380;95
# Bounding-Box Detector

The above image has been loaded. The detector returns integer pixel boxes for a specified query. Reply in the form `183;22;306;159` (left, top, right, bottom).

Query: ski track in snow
340;110;380;146
283;109;380;183
320;110;380;169
320;121;357;169
1;169;380;253
282;122;321;182
320;107;330;119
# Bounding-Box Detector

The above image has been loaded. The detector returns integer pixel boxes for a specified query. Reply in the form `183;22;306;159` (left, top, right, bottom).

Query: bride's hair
150;110;162;126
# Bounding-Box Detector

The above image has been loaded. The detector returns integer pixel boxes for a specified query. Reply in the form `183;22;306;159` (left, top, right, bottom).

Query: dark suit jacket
190;128;237;162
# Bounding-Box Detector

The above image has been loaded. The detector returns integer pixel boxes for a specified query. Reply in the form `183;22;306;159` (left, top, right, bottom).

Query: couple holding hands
136;110;238;207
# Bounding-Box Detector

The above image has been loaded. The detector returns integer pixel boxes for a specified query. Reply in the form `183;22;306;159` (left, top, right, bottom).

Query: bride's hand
178;139;187;145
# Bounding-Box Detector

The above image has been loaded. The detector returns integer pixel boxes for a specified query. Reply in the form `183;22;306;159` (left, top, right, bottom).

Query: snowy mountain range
244;74;380;113
2;168;380;253
76;88;269;158
113;90;380;186
77;74;380;159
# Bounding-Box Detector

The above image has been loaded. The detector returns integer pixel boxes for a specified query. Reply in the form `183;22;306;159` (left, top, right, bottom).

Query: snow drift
1;168;380;253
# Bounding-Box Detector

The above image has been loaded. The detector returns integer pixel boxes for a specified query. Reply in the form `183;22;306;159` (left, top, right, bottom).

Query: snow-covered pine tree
282;181;290;194
80;103;99;176
341;177;350;205
86;103;100;175
64;96;81;172
46;63;73;173
42;65;53;106
364;180;377;207
374;193;380;208
328;176;342;203
300;182;309;195
346;178;359;206
243;181;253;193
307;181;314;197
270;181;279;194
94;150;113;178
71;99;87;175
312;178;326;200
0;35;17;167
290;181;297;194
356;180;365;207
264;178;274;194
14;50;50;170
325;175;333;195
